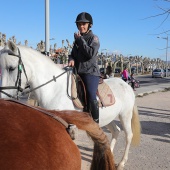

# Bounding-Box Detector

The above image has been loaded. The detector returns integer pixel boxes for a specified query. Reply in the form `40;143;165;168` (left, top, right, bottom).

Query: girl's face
77;22;89;33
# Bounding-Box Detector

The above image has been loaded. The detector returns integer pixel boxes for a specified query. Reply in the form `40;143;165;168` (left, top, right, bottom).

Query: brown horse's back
0;99;81;170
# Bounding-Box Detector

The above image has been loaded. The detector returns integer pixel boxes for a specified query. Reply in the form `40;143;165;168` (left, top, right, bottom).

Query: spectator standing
105;66;114;78
122;67;129;82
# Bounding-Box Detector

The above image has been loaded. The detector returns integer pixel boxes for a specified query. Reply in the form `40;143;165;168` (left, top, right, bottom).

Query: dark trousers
131;82;135;89
122;78;127;82
79;74;100;123
79;74;99;102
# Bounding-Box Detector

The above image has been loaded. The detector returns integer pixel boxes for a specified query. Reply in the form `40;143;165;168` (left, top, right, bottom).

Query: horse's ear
7;40;18;54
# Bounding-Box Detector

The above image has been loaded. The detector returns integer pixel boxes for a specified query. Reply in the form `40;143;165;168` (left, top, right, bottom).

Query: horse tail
85;120;115;170
131;104;141;146
58;111;116;170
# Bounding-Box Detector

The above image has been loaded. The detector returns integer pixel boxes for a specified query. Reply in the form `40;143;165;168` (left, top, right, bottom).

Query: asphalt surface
133;75;170;97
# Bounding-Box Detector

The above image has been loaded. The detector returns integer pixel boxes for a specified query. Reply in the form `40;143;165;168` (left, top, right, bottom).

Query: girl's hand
74;31;81;39
68;60;75;67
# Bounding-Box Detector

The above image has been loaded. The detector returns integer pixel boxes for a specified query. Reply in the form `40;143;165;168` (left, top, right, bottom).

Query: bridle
0;47;75;100
0;48;30;99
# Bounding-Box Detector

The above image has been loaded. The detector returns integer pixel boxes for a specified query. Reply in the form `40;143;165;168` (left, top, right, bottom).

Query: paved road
133;74;170;97
134;74;170;86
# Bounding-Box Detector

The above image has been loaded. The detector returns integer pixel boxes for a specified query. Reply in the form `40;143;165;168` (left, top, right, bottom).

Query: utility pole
157;35;169;77
45;0;50;56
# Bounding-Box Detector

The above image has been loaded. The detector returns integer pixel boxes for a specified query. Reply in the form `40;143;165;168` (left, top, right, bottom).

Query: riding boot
90;100;99;123
83;99;90;113
83;104;90;113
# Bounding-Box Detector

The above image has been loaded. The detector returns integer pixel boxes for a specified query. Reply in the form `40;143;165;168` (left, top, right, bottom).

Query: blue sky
1;0;169;60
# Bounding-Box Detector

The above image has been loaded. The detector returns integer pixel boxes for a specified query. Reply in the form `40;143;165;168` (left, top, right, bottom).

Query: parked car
115;68;121;73
164;69;170;77
152;69;165;78
131;67;136;73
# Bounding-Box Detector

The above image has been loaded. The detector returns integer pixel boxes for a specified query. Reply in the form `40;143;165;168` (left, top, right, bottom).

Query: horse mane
4;41;64;74
19;45;64;72
1;41;57;69
50;110;116;170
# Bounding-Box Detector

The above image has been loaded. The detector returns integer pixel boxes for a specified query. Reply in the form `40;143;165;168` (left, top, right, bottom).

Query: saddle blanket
71;74;115;109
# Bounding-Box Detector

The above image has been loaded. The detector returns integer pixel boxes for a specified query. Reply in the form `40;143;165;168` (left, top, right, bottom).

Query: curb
136;87;170;97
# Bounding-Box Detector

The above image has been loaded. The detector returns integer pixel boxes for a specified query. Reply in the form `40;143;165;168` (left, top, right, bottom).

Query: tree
145;0;170;33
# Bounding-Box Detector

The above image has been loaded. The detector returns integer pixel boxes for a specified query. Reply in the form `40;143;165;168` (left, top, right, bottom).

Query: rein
66;67;79;100
21;66;73;97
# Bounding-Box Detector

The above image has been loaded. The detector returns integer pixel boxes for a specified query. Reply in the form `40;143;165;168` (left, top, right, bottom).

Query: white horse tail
131;104;141;146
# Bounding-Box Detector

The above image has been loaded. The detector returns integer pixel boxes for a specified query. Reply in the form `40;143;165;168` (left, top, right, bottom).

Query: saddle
71;74;115;109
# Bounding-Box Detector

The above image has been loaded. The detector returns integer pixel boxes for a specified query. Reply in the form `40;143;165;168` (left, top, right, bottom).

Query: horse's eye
8;66;15;72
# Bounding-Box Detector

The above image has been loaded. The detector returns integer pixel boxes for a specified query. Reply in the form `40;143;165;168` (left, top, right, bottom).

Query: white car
152;69;165;78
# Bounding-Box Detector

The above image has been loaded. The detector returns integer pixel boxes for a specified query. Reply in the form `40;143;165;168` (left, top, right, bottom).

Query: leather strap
2;99;69;128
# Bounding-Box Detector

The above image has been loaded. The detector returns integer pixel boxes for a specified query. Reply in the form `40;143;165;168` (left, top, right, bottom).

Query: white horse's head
0;40;64;100
0;41;32;98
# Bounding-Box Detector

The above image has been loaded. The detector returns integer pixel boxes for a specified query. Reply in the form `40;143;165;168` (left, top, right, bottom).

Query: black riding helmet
75;12;93;29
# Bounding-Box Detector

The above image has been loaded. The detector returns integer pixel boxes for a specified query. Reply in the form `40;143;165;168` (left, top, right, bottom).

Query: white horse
0;41;141;170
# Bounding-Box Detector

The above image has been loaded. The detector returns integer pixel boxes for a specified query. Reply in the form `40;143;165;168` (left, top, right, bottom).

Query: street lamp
127;54;132;58
157;35;169;77
45;0;50;56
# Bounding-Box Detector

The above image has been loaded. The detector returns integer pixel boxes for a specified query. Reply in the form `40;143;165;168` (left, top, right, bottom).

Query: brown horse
0;99;115;170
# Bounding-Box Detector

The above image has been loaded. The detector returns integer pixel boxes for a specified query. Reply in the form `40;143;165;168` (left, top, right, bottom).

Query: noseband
0;48;30;99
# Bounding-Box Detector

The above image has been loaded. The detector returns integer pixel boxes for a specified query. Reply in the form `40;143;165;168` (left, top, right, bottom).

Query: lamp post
157;35;169;77
45;0;50;56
